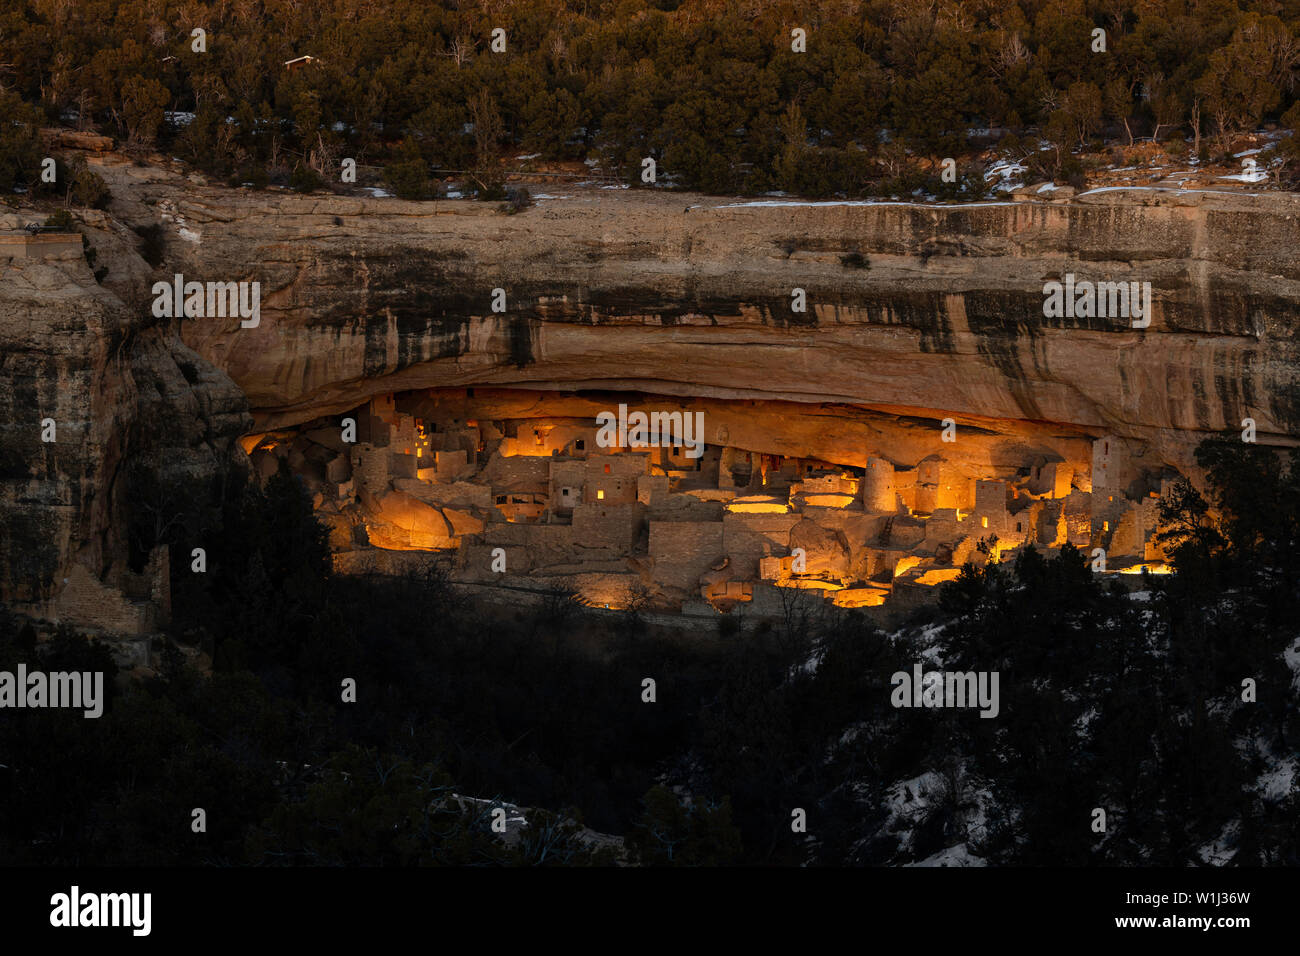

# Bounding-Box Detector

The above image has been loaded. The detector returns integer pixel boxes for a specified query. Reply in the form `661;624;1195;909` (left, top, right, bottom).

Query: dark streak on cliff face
852;291;956;353
964;291;1048;421
146;185;1300;465
1162;289;1261;338
509;315;536;368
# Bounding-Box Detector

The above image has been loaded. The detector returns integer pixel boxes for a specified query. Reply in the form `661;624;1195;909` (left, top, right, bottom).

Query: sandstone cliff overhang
104;178;1298;473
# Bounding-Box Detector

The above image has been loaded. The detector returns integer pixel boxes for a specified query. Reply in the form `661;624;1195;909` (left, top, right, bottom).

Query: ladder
879;516;894;546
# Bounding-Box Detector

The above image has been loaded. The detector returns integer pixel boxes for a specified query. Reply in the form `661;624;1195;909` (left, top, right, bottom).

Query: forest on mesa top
3;0;1300;196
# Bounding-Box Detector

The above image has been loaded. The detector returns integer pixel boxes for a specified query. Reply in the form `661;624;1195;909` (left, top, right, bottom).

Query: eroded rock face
0;243;132;608
6;155;1300;631
102;176;1300;483
0;209;249;624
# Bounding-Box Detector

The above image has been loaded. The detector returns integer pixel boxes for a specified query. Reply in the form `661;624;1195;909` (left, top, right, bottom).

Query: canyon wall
4;153;1300;630
117;179;1300;483
0;204;250;622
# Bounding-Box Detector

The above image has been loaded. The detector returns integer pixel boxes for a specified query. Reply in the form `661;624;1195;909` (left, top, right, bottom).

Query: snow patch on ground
715;199;1016;209
837;722;866;748
907;843;987;867
909;622;948;662
878;771;996;864
1075;706;1098;735
797;643;826;676
363;187;391;197
984;159;1026;179
1285;636;1300;689
1077;185;1262;198
918;643;944;665
886;771;948;818
1255;754;1297;801
1198;819;1241;865
984;159;1027;194
177;227;201;243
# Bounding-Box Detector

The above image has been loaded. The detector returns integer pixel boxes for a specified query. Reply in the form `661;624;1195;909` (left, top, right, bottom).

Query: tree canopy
3;1;1300;195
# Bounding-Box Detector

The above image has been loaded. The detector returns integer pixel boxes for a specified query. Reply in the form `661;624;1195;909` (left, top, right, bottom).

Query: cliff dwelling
242;386;1179;620
7;178;1296;637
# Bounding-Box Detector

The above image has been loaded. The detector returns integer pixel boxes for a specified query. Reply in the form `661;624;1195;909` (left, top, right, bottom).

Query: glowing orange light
833;588;888;608
894;556;922;577
803;493;855;508
915;568;962;586
1118;562;1172;575
727;500;789;514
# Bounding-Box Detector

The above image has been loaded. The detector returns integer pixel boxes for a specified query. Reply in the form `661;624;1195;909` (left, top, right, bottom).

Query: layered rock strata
3;153;1299;632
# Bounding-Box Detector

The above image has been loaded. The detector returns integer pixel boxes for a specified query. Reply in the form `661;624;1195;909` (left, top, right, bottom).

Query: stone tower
862;457;896;513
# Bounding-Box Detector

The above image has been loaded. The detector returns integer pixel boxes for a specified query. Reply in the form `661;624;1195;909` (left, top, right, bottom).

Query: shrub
500;186;532;214
228;164;269;189
0;90;43;192
66;156;111;209
289;163;323;193
383;138;431;199
477;180;507;201
133;223;166;267
44;209;76;231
